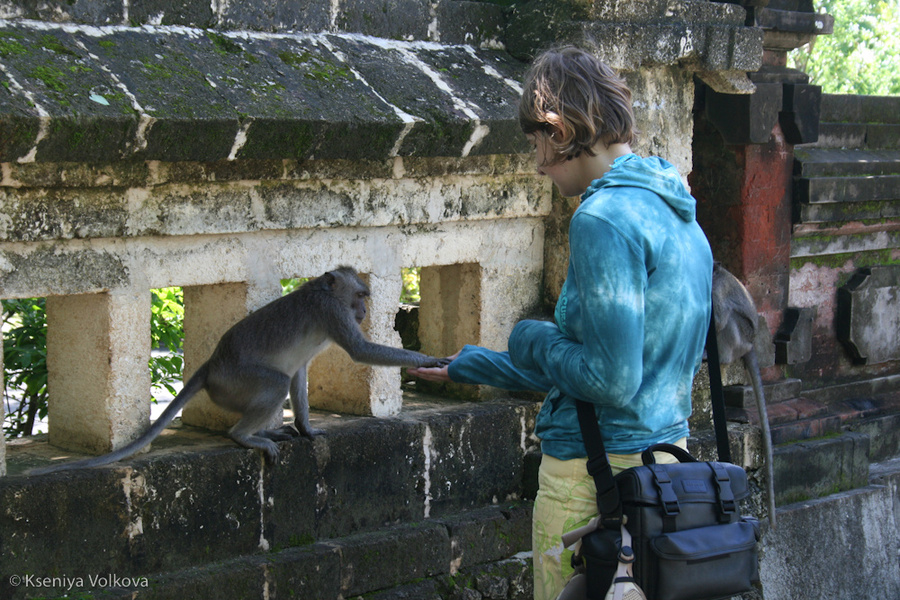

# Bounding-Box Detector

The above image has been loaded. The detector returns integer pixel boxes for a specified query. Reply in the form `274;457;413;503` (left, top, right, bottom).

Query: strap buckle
650;464;680;516
710;462;736;518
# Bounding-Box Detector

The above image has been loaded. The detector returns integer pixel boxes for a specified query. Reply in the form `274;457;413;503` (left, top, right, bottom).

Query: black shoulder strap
575;302;730;519
576;400;623;528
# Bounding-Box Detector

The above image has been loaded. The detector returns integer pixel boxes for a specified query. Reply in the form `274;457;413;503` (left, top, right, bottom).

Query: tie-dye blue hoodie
447;154;713;459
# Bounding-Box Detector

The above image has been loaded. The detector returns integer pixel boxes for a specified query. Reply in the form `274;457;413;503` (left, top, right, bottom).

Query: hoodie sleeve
508;211;645;406
448;345;554;392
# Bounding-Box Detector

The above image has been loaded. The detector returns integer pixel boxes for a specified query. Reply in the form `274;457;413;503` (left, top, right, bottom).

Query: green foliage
791;0;900;95
280;278;308;294
400;267;421;303
2;298;48;439
150;287;185;398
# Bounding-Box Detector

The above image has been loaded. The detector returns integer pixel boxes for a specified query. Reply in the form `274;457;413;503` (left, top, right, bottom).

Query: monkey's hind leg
210;368;293;464
228;400;287;464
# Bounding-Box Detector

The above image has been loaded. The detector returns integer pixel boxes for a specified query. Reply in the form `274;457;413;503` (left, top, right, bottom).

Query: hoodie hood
581;154;697;222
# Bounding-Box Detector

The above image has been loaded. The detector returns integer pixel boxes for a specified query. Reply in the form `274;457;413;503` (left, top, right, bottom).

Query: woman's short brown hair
519;46;636;164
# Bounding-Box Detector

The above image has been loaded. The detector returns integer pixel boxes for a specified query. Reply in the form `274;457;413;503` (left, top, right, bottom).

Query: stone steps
793;94;900;230
724;383;900;507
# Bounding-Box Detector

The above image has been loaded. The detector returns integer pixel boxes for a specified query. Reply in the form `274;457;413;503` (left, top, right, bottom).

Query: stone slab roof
0;20;529;163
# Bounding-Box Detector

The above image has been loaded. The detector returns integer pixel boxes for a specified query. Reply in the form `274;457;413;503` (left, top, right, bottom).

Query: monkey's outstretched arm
28;364;210;475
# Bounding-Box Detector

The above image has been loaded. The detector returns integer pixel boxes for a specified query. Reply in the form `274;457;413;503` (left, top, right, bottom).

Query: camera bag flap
616;458;750;530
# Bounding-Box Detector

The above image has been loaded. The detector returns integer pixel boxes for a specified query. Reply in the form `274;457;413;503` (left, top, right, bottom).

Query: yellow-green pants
532;440;687;600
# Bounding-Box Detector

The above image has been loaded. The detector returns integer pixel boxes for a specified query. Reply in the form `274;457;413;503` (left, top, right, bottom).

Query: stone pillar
308;272;407;417
691;112;794;334
419;263;482;357
181;281;283;431
416;263;483;400
692;0;833;343
45;291;150;454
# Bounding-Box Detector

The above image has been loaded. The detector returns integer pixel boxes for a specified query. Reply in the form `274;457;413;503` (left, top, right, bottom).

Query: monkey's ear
321;271;337;288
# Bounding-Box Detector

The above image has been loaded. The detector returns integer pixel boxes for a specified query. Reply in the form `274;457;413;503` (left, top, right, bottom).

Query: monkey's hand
419;351;458;368
419;356;453;368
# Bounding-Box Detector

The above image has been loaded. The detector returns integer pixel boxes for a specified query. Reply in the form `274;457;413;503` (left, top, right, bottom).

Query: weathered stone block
1;0;125;26
450;556;534;600
0;469;137;598
0;22;528;164
0;25;142;162
773;432;870;505
418;263;483;401
334;522;452;597
125;450;266;570
867;123;900;149
837;266;900;365
847;412;900;463
313;416;426;537
723;378;802;408
262;436;320;549
780;83;822;145
704;82;783;145
438;504;531;571
424;402;537;515
775;305;816;364
760;475;900;600
861;95;900;125
267;544;343;600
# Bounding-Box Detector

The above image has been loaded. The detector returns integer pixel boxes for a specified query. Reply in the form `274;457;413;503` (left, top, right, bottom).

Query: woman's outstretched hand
407;351;460;382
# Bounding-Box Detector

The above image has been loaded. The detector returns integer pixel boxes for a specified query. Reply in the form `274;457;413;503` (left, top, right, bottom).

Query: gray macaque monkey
30;267;448;475
712;262;776;529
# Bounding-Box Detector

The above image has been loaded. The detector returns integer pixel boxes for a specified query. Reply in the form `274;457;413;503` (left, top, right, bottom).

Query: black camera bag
572;308;762;600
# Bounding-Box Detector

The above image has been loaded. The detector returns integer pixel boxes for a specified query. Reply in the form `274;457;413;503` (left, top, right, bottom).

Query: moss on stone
277;50;351;82
0;32;27;57
38;34;79;57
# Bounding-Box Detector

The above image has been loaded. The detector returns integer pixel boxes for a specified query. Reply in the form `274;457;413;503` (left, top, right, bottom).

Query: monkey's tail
27;364;210;476
744;350;777;530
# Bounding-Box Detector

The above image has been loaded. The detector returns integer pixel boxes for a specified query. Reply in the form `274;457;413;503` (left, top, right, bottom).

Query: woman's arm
508;212;646;406
408;345;554;392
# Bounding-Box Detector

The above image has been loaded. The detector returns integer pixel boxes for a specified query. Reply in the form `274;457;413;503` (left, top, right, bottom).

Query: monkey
712;262;776;529
29;267;449;475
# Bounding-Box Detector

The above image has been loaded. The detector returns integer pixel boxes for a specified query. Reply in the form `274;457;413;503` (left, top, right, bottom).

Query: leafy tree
400;267;421;303
150;287;185;398
2;298;48;438
792;0;900;95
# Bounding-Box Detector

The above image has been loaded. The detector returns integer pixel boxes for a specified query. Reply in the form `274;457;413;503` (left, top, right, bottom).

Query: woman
410;46;713;600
